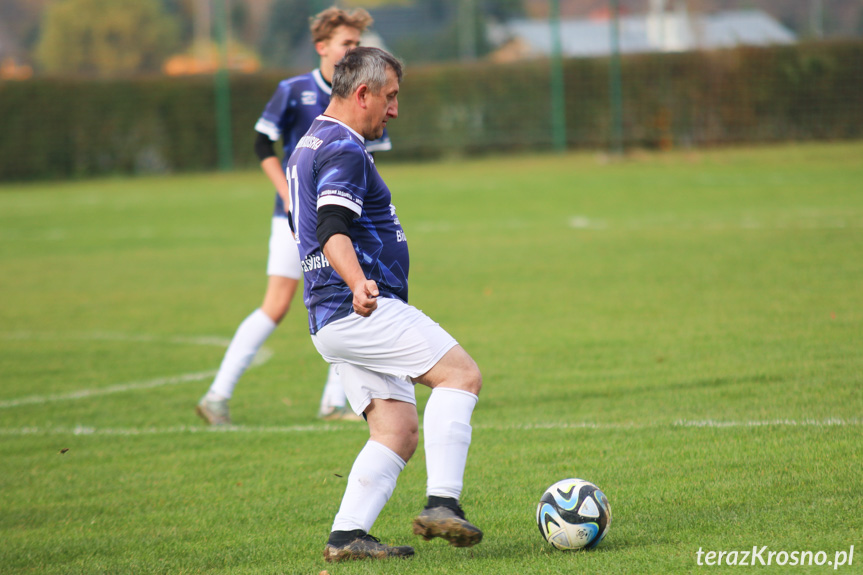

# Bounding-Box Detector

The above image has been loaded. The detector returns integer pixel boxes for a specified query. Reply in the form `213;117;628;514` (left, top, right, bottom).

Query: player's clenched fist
352;280;379;316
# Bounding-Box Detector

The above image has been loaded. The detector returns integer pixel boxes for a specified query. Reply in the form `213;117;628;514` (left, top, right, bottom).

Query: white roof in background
701;10;796;48
498;9;796;57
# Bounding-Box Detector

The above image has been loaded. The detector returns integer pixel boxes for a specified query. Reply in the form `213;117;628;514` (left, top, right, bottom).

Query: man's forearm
323;233;379;317
261;156;290;204
322;233;366;289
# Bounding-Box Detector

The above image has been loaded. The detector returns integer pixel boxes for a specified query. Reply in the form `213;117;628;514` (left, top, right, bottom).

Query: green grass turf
1;142;861;574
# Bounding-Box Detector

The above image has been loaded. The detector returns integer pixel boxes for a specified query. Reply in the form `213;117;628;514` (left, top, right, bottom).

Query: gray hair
331;47;403;99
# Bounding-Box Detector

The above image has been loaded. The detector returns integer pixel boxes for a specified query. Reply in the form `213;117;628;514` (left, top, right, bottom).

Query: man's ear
355;84;369;109
314;40;327;58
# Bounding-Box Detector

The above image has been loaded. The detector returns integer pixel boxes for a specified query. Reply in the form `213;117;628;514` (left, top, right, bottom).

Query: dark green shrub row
1;41;861;181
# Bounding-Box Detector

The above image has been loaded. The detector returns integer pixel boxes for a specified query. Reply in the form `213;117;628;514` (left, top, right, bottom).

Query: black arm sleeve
254;131;277;161
316;205;357;249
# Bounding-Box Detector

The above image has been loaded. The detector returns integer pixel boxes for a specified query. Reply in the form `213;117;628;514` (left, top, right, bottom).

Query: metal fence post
213;0;233;171
550;0;567;152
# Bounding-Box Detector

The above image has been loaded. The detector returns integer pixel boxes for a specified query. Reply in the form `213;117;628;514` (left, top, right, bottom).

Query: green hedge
1;41;861;181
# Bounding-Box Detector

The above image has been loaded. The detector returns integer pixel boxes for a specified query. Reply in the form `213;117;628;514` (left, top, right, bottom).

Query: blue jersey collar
312;69;332;95
317;115;365;143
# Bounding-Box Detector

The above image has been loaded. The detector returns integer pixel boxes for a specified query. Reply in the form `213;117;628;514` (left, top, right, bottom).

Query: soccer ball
536;478;611;551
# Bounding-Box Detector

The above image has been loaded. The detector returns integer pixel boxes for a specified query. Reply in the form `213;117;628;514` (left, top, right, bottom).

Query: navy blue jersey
288;116;409;334
254;69;391;218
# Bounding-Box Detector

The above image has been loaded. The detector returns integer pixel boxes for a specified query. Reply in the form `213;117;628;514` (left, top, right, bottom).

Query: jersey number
287;164;300;242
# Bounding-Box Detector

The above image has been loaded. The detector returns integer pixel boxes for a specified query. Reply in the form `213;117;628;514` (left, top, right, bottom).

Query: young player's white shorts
311;297;459;416
266;216;302;279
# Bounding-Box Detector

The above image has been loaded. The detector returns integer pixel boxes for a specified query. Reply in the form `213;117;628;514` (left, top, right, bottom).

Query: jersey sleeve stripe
255;118;281;141
365;139;393;152
317;195;362;216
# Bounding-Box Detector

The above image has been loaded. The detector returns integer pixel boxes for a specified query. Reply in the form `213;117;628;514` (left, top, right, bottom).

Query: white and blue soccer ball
536;478;612;551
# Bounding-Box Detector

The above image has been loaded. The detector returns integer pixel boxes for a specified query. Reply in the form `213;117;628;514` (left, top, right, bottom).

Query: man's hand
352;279;379;316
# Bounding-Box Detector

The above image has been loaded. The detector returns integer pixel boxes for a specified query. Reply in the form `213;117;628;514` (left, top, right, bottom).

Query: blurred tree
480;0;525;21
232;1;250;42
35;0;180;75
161;0;196;46
419;0;449;20
390;0;503;63
259;0;310;68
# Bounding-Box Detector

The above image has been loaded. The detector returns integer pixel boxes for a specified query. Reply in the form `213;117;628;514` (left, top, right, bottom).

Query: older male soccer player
286;47;484;561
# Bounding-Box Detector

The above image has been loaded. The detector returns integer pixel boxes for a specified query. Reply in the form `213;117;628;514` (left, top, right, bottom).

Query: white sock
208;309;277;399
331;441;405;533
204;391;227;402
319;364;347;411
423;387;478;500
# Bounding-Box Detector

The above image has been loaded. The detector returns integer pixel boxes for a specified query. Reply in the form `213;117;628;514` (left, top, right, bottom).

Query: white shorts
311;297;459;415
266;217;302;279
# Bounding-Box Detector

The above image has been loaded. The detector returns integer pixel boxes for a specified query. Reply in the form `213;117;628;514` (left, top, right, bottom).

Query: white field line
565;215;862;231
0;332;273;409
2;332;858;435
673;418;857;428
487;418;861;430
1;332;231;346
0;371;218;408
0;418;859;437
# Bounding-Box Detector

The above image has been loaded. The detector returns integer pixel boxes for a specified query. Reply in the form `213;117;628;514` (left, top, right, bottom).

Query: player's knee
373;426;417;462
261;287;295;323
262;277;298;322
261;301;289;323
443;363;482;396
454;351;482;396
404;427;419;459
447;348;482;396
396;418;419;461
399;419;419;457
463;364;482;396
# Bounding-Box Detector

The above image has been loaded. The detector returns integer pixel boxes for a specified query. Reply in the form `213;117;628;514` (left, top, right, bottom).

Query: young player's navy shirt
254;69;391;218
288;116;409;334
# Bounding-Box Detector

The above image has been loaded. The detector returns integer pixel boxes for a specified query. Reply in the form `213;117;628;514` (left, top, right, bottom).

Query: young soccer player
196;7;389;425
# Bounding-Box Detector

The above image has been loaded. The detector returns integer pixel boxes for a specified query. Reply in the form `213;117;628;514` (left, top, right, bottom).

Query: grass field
1;142;861;574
